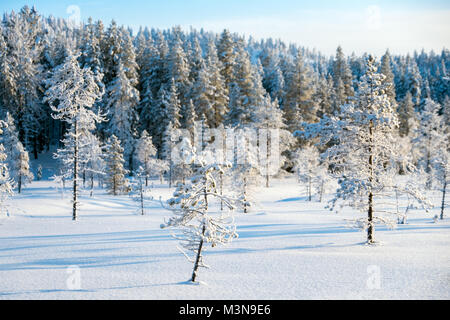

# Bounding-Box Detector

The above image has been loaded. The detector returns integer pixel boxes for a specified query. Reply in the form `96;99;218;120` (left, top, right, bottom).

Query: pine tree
217;29;236;93
414;98;447;189
282;51;316;132
44;52;104;220
294;145;320;201
0;6;45;159
0;120;14;216
231;127;261;213
299;56;413;244
161;158;238;283
226;40;255;127
135;130;157;186
397;92;417;137
130;166;152;215
331;46;354;111
104;135;130;195
0;113;34;193
105;61;140;172
380;50;397;106
167;35;191;107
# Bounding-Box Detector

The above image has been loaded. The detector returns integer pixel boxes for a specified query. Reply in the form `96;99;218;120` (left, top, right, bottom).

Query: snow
0;172;449;300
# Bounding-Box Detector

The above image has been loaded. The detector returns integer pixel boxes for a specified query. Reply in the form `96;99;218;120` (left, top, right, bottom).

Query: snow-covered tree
104;134;130;195
414;98;447;189
294;145;320;201
135;130;158;186
171;135;196;185
434;146;449;220
44;52;104;220
81;133;105;196
0;120;14;216
298;56;411;244
10;142;33;193
282;51;316;131
0;112;33;193
331;46;354;110
130;166;152;216
231;127;262;213
161;158;238;283
105;61;140;172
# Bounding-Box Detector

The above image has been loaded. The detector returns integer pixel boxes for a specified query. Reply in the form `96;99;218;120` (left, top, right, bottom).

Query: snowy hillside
0;175;448;300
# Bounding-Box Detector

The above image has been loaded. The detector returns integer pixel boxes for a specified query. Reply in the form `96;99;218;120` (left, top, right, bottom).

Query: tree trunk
140;181;145;215
319;181;324;202
18;174;22;194
220;173;223;211
441;178;447;220
191;223;206;282
367;191;374;243
73;121;78;221
367;121;374;244
308;176;312;201
266;127;270;188
90;174;94;197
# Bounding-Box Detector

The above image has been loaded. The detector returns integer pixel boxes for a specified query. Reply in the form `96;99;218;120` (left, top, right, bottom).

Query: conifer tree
161;158;238;283
299;56;414;244
105;135;130;195
44;52;104;220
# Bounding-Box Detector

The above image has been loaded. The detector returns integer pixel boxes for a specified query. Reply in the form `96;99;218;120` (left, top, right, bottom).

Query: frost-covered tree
82;133;105;196
414;98;447;189
298;56;410;244
0;112;33;193
171;135;196;185
135;130;157;186
0;120;14;216
0;6;45;159
10;142;33;193
217;29;236;93
104;135;130;195
44;52;104;220
161;159;238;283
231;127;261;213
434;146;449;220
252;96;288;187
282;51;316;131
331;46;354;110
130;166;152;215
294;145;320;201
105;61;140;172
397;92;417;137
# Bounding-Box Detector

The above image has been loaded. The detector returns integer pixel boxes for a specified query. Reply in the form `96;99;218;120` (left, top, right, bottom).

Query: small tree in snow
231;127;261;213
171;135;196;185
294;145;320;201
10;142;33;193
0;121;14;216
130;166;152;215
0;113;33;193
161;159;239;283
104;135;130;195
135;130;157;186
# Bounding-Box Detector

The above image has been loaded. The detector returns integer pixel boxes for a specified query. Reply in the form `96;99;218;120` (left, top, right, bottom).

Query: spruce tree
105;135;130;195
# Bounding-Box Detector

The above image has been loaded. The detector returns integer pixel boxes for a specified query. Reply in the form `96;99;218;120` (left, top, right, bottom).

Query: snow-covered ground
0;172;449;300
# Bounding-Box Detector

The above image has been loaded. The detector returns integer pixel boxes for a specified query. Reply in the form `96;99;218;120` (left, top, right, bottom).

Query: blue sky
1;0;449;56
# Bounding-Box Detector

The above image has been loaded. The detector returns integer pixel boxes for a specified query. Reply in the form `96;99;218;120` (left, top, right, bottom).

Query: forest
0;6;448;294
